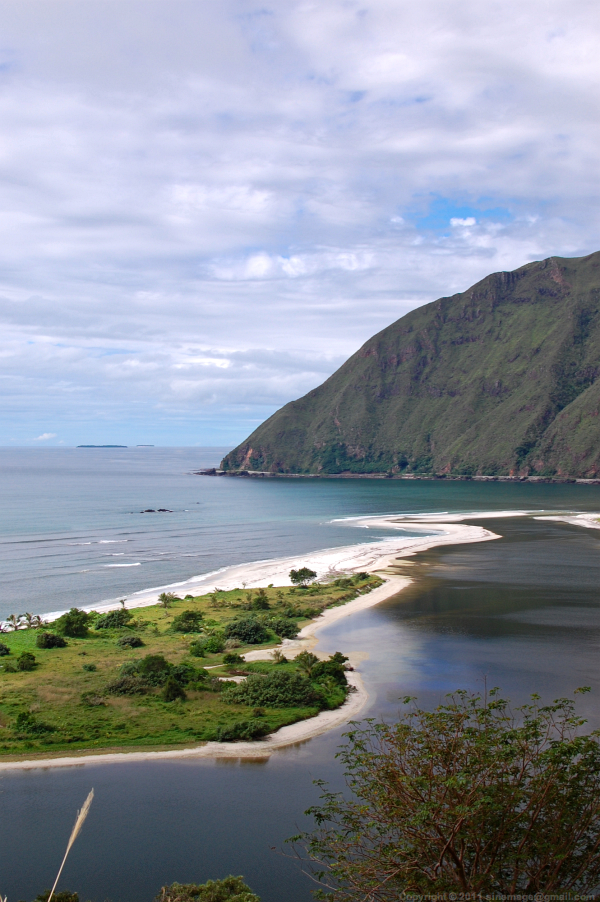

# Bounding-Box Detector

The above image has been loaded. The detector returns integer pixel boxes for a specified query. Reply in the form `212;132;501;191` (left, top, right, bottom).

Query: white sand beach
0;515;503;771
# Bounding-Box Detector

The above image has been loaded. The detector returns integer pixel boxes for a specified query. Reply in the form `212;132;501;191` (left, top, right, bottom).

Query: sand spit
0;516;502;771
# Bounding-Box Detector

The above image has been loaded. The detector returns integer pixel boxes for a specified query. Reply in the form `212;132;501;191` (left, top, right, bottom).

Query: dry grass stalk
48;788;94;902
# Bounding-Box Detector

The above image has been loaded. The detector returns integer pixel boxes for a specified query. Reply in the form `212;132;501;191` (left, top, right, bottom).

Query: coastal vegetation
222;251;600;479
0;574;381;758
295;688;600;897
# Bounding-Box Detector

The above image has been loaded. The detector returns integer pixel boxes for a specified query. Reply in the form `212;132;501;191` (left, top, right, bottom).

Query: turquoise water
1;449;600;901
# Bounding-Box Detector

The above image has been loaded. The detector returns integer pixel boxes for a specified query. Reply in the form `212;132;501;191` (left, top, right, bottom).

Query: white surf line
32;512;520;625
534;512;600;530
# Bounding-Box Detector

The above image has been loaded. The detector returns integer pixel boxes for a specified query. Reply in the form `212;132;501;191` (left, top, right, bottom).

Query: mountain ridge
221;251;600;478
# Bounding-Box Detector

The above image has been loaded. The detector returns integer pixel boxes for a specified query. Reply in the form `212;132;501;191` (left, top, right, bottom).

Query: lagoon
1;449;600;901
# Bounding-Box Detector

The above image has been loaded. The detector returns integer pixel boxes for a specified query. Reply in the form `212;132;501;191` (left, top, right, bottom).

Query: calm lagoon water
1;448;600;901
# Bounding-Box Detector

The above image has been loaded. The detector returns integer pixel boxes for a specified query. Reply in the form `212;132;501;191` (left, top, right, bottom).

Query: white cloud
34;433;57;441
0;0;598;444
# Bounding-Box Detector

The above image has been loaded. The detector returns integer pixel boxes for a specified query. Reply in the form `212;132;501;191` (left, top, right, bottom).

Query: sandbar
0;516;501;771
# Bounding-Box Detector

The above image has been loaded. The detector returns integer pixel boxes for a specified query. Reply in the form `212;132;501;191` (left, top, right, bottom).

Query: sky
1;0;599;448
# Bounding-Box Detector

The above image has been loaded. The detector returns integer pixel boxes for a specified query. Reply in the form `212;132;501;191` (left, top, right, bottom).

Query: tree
295;689;600;898
289;567;317;587
6;613;23;631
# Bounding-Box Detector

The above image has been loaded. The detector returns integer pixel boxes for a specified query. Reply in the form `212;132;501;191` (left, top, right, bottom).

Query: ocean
1;448;600;901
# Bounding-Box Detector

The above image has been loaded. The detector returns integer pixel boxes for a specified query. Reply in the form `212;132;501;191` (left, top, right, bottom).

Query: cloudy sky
1;0;599;447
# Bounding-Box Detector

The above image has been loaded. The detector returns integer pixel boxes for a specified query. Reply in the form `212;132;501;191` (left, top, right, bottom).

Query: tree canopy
295;689;600;898
289;567;317;586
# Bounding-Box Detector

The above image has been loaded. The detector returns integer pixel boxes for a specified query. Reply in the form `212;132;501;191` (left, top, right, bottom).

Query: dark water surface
1;451;600;900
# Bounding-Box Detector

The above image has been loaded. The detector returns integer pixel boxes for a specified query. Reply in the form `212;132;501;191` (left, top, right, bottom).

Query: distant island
221;251;600;479
77;445;128;448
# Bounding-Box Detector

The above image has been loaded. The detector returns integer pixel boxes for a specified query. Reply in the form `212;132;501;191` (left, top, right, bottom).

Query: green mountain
222;251;600;478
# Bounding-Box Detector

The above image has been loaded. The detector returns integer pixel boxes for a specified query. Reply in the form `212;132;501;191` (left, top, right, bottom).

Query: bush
17;651;37;671
224;618;269;645
33;891;79;902
266;617;298;639
163;675;186;702
189;640;206;657
137;653;172;685
250;589;270;611
54;608;91;638
36;632;67;649
203;634;225;653
0;642;10;656
95;608;133;629
297;689;600;897
171;609;204;632
14;711;53;735
117;634;144;648
155;876;260;902
171;663;199;685
223;652;245;666
105;674;149;695
310;659;348;687
215;719;270;742
82;662;97;672
224;671;320;709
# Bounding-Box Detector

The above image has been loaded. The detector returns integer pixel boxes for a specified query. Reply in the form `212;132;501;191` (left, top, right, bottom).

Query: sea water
1;448;600;902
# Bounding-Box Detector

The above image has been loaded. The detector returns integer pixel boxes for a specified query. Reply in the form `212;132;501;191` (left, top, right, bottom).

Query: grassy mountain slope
222;252;600;477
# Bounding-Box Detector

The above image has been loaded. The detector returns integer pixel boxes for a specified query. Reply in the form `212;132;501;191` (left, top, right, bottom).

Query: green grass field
0;574;382;759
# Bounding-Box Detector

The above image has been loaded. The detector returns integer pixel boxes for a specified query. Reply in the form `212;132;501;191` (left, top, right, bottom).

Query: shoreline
196;468;600;485
0;517;500;771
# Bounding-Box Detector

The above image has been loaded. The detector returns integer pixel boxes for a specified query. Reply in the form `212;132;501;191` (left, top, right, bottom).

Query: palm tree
296;651;319;677
6;614;23;631
158;592;177;615
22;612;37;629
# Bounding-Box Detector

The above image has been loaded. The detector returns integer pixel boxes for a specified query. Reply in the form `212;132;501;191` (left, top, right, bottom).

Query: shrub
189;640;206;657
17;651;37;671
203;634;225;653
34;891;79;902
95;608;133;629
266;617;298;639
310;659;348;687
250;589;270;611
215;719;270;742
155;876;260;902
163;675;186;702
224;618;269;645
137;653;172;685
171;663;199;685
224;671;320;709
105;674;149;695
223;652;245;666
82;663;97;672
36;632;67;649
14;711;53;735
117;635;145;648
0;642;10;656
297;689;600;897
171;609;204;632
54;608;91;638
